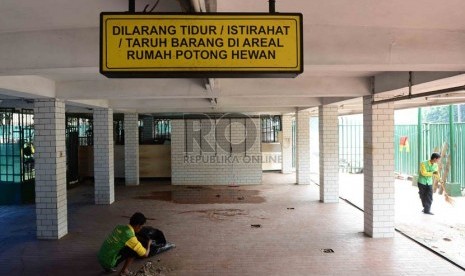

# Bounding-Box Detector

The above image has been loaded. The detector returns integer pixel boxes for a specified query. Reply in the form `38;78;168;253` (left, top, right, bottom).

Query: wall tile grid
296;111;311;184
281;115;293;173
171;118;262;185
124;113;139;185
319;105;339;203
93;108;115;204
34;99;67;239
363;96;395;238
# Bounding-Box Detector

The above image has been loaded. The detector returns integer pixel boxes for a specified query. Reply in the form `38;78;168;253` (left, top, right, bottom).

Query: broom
438;179;455;205
438;153;454;205
433;143;447;193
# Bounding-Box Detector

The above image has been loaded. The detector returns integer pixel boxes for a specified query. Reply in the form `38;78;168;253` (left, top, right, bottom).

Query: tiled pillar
319;105;339;203
363;96;395;238
93;108;115;204
124;113;140;185
281;114;293;174
34;99;67;239
142;116;154;143
296;111;310;184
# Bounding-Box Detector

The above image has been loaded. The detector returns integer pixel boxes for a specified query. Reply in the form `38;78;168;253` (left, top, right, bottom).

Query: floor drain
320;248;334;253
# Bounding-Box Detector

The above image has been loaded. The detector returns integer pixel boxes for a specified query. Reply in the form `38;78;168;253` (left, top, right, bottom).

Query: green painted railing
394;123;465;189
339;116;364;173
394;125;418;176
340;117;465;190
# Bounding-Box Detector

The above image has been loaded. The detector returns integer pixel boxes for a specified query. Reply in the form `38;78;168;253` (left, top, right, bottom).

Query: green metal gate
394;106;465;191
394;125;418;176
338;115;363;173
65;115;94;186
0;108;35;204
66;115;80;185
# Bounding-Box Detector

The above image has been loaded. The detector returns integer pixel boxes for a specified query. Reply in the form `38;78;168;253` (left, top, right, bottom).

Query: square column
34;99;67;239
296;111;310;184
124;113;140;185
142;116;154;143
93;108;115;204
281;115;293;174
363;96;395;238
319;105;339;203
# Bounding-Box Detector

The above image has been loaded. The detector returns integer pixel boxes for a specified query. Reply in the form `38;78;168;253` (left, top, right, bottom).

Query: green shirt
418;160;439;185
98;225;146;269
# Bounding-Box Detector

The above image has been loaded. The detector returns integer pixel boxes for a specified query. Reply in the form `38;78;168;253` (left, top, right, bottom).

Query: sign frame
100;12;303;78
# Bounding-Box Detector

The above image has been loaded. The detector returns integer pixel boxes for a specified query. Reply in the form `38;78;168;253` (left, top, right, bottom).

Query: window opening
261;115;282;143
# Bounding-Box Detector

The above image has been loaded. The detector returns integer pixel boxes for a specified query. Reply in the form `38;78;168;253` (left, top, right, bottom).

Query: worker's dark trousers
418;182;433;212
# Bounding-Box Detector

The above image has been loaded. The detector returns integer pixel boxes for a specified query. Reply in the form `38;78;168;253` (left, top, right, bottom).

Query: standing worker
417;153;441;215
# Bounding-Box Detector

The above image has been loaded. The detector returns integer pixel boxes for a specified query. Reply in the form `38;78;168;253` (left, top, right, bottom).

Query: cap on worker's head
129;212;147;226
430;152;441;160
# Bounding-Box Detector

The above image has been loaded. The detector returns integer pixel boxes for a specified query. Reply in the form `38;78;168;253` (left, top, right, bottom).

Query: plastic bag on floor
136;226;175;257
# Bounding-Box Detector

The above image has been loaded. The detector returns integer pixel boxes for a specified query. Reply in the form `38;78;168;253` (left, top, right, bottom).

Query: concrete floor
0;172;464;276
335;172;465;269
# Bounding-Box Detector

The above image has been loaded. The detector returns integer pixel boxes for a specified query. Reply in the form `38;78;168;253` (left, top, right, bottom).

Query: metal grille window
114;118;124;145
0;109;34;183
0;109;20;183
20;109;34;182
261;116;281;143
78;118;93;146
139;119;143;144
338;115;364;173
154;119;171;141
66;116;79;185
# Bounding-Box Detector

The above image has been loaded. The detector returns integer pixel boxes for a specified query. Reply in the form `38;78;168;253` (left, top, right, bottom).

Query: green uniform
417;159;440;214
418;160;439;185
98;225;146;270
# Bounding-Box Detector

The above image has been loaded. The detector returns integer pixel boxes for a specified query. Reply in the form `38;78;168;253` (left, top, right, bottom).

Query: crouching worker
98;212;152;275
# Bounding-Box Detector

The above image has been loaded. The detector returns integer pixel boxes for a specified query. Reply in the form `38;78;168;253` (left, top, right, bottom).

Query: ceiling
1;0;465;115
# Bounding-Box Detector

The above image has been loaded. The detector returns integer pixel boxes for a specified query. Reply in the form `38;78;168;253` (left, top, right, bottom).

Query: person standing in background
417;153;441;215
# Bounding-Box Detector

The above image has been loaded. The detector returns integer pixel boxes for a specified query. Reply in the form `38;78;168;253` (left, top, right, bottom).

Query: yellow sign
100;13;303;77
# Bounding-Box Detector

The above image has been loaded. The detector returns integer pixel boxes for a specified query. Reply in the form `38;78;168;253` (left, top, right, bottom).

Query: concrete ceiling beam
217;97;321;108
304;25;465;69
56;79;208;100
107;97;317;113
219;77;369;97
2;26;465;76
374;72;465;96
56;77;368;99
0;76;55;98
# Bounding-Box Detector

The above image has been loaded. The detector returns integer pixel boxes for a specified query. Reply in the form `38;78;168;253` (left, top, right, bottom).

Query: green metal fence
394;123;465;190
339;115;363;173
0;108;35;204
394;125;418;176
455;123;465;190
340;111;465;190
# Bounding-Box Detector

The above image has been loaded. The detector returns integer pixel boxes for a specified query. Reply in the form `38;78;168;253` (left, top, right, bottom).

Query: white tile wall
93;108;115;204
281;115;294;174
296;111;311;184
319;105;339;203
363;96;395;238
34;99;67;239
171;118;262;185
124;113;139;185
